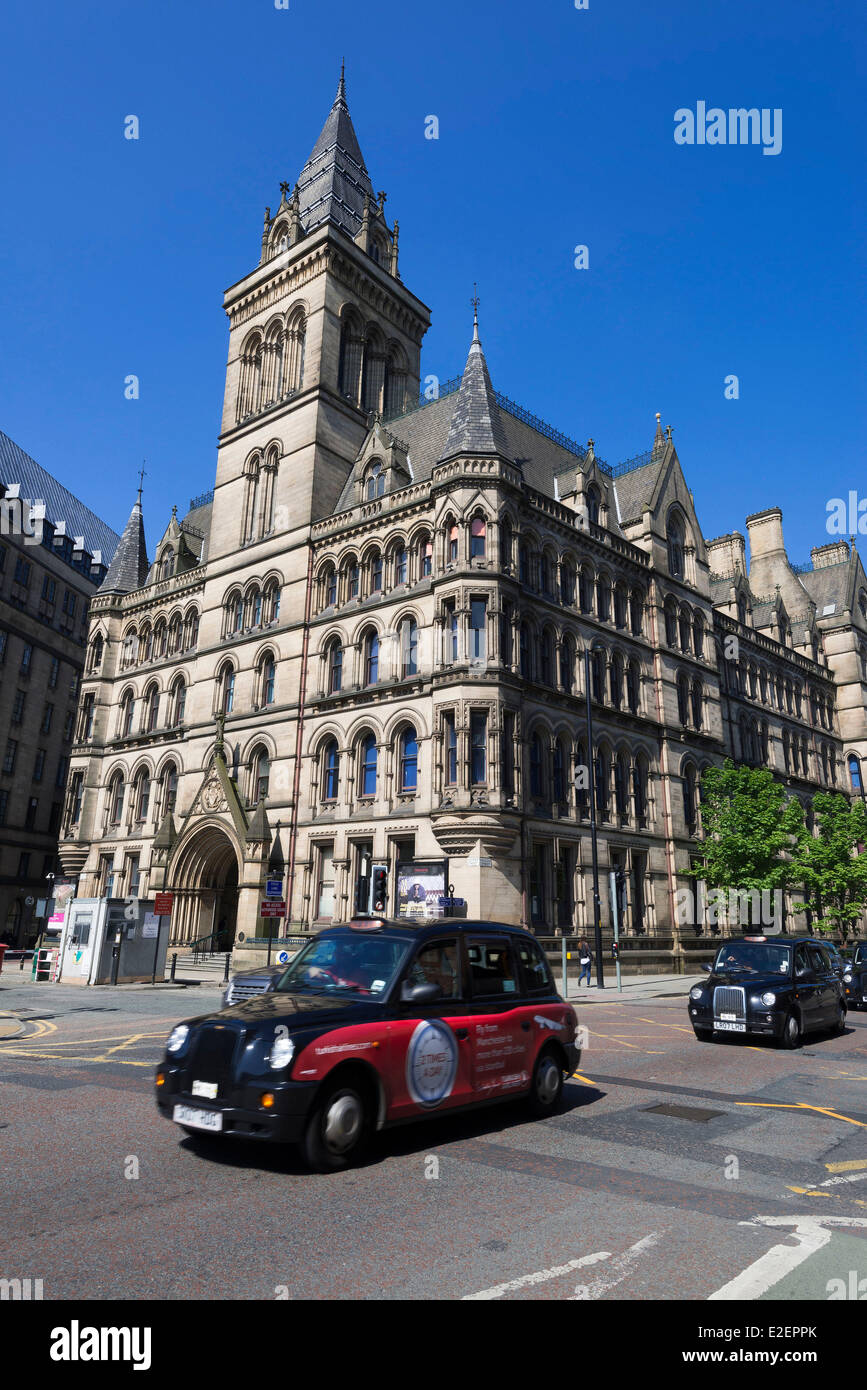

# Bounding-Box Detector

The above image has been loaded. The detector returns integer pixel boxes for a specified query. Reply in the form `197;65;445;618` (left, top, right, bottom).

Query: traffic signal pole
584;646;605;990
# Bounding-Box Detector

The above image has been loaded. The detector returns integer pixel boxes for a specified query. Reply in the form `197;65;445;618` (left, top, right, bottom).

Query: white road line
462;1250;611;1301
708;1215;867;1301
820;1172;867;1188
571;1231;664;1300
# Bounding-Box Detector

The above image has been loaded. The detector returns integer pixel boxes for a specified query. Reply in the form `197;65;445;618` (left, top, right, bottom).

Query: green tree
692;761;805;893
790;791;867;940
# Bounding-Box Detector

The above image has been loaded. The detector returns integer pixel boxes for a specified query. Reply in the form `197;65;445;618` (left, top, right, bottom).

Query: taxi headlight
761;992;776;1007
689;985;704;1001
269;1035;295;1070
166;1024;190;1054
844;973;853;983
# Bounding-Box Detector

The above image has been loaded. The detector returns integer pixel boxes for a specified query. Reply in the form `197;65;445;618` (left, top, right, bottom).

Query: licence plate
191;1080;218;1099
719;1012;737;1021
173;1103;222;1132
863;995;867;1003
715;1020;746;1033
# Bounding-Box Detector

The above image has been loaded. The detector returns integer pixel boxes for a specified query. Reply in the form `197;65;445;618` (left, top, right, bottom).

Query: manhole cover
644;1103;724;1123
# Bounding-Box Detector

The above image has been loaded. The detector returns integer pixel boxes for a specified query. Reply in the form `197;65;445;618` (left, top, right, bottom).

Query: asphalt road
1;978;866;1302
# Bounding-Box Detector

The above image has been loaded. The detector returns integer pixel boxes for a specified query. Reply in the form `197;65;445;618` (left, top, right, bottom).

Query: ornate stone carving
201;776;227;813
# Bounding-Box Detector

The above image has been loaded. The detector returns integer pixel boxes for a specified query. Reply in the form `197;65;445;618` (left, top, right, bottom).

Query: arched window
610;651;624;709
539;630;553;685
108;772;125;825
737;594;747;627
614;585;628;629
574;739;589;814
160;762;178;817
500;518;513;571
139;625;153;663
399;618;418;678
218;663;235;715
284;306;306;395
155;621;167;658
519;543;530;585
679;606;692;652
626;659;641;714
519;623;532;679
322;565;337;608
677;672;690;726
159;549;174;581
594;746;610;819
242;454;261;543
327;639;343;694
365;460;385;500
614;752;629;819
667;513;685;578
596;573;611;622
586;484;600;526
470;515;487;560
133;769;150;824
633;755;649;828
184;610;199;649
630;589;644;637
560;561;576;606
664;597;678;647
121;628;137;669
590;646;605;703
266;583;280;624
553;739;567;803
251;746;270;802
400;727;418;791
260;654;276;706
529;734;544;798
579;566;594;614
170;677;186;728
323;740;340;801
360;733;377;797
369;550;383;593
693;612;705;658
683;764;698;835
447;520;459;565
120;691;135;738
783;728;791;773
168;615;182;653
849;753;863;794
418;533;433;579
540;553;552;594
691;679;703;730
145;683;160;733
560;634;575;692
394;546;408;586
88;634;104;672
364;631;380;685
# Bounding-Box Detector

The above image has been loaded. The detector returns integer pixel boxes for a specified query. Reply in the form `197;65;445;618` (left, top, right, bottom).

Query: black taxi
842;942;867;1011
156;918;581;1170
687;935;846;1047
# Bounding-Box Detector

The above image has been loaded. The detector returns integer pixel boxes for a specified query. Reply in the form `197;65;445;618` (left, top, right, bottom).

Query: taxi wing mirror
701;962;713;973
400;981;442;1004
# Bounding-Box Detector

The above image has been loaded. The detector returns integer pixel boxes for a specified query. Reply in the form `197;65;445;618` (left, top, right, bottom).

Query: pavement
566;972;705;1004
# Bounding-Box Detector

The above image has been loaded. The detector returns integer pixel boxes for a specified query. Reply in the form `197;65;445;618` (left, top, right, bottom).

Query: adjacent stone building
0;431;119;943
57;75;866;956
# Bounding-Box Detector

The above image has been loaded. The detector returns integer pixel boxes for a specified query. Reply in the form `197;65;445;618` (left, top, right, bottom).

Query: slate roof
611;456;666;525
296;72;375;240
180;500;212;562
0;429;120;563
800;559;853;617
99;498;149;594
437;329;509;462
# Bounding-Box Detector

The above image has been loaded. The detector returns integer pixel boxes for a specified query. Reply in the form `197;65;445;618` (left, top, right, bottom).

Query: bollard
19;953;26;971
223;952;231;983
170;952;177;983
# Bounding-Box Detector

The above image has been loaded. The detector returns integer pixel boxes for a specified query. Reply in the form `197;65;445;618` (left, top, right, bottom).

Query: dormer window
160;550;175;581
667;513;685;579
365;460;385;500
586;484;600;526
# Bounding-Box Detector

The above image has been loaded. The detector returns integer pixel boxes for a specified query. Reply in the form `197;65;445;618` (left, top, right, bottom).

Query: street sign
154;893;174;916
265;879;283;899
276;950;290;964
261;901;286;918
142;913;160;939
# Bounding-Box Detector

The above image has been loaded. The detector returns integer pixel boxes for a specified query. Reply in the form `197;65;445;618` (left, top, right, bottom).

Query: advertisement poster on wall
396;861;446;919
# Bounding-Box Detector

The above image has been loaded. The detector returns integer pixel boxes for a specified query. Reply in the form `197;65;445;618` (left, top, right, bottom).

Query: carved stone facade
58;76;865;952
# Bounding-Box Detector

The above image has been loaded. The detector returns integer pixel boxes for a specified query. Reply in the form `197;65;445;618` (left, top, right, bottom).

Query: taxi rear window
467;937;519;998
515;938;554;994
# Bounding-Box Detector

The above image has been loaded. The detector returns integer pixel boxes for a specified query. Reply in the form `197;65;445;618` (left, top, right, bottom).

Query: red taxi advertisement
156;918;581;1170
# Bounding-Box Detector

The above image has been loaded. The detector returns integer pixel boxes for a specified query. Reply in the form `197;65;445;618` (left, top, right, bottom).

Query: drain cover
644;1103;724;1123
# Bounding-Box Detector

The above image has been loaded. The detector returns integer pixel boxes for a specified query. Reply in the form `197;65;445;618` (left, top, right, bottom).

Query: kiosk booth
57;898;168;985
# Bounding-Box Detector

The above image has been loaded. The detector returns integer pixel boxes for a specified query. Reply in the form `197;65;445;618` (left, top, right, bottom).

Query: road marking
819;1172;867;1188
735;1101;867;1128
571;1231;664;1300
826;1159;867;1173
709;1215;867;1301
638;1016;694;1034
462;1250;611;1300
570;1072;595;1085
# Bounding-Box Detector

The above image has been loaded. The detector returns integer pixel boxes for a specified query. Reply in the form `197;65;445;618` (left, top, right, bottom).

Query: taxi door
385;936;476;1121
465;935;532;1099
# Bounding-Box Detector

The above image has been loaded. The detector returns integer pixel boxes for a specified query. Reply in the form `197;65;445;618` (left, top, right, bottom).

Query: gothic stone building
58;75;867;952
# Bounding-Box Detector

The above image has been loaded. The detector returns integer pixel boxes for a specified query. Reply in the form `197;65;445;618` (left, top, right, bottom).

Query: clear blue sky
0;0;863;565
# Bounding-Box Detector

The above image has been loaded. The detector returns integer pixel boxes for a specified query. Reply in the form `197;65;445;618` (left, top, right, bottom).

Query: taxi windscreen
713;942;792;975
275;934;410;997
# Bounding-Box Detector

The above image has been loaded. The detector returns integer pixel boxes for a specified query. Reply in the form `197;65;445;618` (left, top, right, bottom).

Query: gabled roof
295;69;375;240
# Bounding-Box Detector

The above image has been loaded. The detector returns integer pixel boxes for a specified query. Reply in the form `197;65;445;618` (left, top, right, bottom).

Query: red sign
154;893;174;916
261;901;286;918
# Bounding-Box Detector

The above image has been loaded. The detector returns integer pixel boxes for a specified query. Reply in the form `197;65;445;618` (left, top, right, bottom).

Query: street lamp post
583;646;605;989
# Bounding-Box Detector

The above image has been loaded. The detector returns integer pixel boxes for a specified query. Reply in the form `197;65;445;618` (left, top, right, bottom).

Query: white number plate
173;1103;223;1132
191;1080;218;1099
862;995;867;1002
719;1012;737;1021
715;1020;746;1033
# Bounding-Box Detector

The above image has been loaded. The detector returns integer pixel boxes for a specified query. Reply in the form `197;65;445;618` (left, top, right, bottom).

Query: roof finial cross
471;283;480;342
279;180;290;198
137;463;146;502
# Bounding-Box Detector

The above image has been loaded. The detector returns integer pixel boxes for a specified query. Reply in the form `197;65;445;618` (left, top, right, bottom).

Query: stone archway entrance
167;824;241;949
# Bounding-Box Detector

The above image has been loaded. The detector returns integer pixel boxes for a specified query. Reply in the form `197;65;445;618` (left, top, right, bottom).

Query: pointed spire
99;490;150;594
438;304;509;463
245;798;271;847
153;811;177;854
295;70;376;239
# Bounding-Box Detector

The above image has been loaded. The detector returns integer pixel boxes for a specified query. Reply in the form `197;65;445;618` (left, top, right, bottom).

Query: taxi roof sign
348;918;384;931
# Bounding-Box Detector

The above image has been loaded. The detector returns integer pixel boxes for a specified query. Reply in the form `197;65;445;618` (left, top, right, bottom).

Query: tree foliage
789;792;867;939
690;761;804;894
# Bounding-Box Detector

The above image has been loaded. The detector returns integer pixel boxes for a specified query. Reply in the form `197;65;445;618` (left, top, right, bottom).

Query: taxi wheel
778;1011;802;1049
834;1002;846;1033
528;1047;564;1117
303;1080;370;1172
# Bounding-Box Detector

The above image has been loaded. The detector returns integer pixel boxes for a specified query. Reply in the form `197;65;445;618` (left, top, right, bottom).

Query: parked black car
688;936;846;1047
842;942;867;1011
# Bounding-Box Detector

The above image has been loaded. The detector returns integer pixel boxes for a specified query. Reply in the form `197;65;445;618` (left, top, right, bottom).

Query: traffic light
372;866;388;912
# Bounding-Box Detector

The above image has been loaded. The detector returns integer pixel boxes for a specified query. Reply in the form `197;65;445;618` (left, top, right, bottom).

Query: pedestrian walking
577;937;593;987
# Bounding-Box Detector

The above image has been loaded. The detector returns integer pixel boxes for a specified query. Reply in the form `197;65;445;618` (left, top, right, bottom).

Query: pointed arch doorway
168;824;240;949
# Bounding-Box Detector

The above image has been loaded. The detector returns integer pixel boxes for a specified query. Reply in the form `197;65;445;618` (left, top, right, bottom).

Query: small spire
471;283;481;344
666;423;673;442
335;58;347;107
137;463;146;504
653;412;664;452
